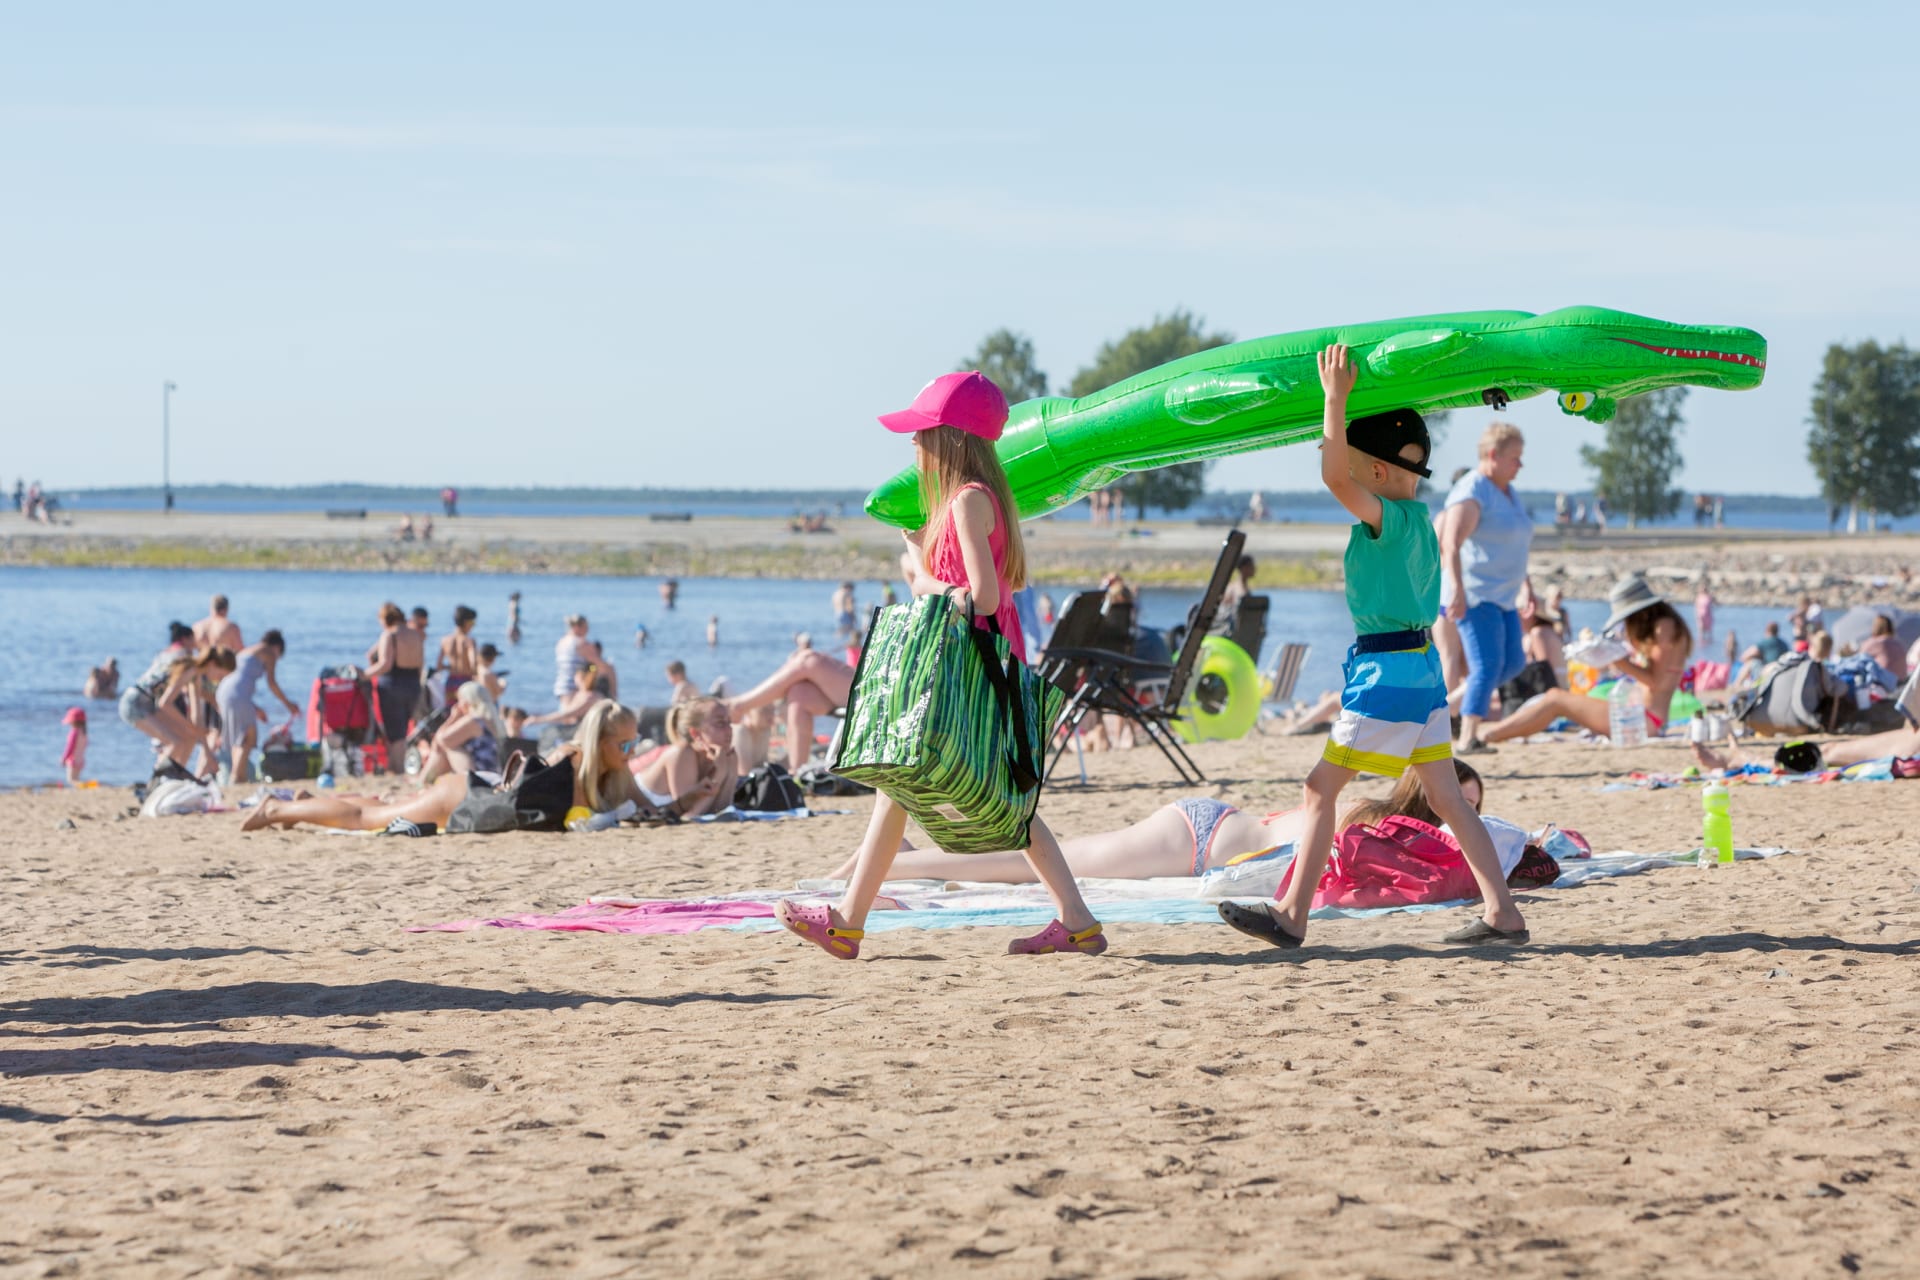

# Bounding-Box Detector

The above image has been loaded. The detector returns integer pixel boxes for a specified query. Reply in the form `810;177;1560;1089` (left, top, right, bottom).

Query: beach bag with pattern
830;592;1064;853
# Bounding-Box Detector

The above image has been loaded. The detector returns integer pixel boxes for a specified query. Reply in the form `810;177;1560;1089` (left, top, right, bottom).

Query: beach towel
408;846;1795;936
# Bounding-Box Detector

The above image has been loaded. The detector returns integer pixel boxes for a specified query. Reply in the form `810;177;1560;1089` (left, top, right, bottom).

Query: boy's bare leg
1270;759;1354;937
1411;758;1526;932
834;793;913;930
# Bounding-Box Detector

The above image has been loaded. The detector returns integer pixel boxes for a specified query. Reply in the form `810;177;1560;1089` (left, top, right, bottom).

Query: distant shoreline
8;510;1920;609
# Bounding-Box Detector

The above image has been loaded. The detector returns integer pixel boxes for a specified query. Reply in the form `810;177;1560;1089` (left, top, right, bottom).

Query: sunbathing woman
1481;598;1692;744
825;760;1486;884
243;700;648;832
725;645;852;765
632;695;739;818
417;682;506;785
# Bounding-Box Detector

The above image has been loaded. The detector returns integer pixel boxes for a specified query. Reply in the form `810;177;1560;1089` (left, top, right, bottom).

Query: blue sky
3;2;1913;497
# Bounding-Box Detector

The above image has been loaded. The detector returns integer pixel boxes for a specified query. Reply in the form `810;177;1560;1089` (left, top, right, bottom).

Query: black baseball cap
1346;409;1432;478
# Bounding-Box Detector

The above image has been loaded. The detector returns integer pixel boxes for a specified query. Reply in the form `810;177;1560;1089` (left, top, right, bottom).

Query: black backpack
733;761;807;813
447;753;576;833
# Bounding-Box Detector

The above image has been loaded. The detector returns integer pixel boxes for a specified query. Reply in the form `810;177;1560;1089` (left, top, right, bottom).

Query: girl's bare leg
1411;758;1525;931
784;680;835;764
827;805;1195;883
833;794;913;930
1820;726;1920;768
1017;817;1098;932
1270;759;1353;937
242;774;465;833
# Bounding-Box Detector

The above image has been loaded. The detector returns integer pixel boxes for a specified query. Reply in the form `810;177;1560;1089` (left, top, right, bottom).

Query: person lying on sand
630;696;739;818
1480;584;1692;746
243;701;649;833
827;760;1515;885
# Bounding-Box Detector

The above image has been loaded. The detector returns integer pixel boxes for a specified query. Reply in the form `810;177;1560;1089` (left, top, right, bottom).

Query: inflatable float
1172;636;1261;742
867;306;1767;528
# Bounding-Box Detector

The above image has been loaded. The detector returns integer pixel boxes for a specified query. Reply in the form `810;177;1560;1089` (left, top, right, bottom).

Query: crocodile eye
1558;391;1596;413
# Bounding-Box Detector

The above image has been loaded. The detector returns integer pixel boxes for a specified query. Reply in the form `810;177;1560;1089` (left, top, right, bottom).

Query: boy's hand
1317;344;1358;401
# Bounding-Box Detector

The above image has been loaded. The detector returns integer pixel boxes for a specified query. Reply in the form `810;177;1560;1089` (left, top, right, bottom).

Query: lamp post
163;381;177;513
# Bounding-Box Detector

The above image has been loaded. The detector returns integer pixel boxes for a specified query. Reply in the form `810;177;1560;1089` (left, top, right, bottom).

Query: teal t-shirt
1344;497;1440;635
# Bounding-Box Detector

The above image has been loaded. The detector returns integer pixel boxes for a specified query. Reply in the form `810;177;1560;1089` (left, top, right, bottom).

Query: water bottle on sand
1607;677;1647;747
1701;783;1733;867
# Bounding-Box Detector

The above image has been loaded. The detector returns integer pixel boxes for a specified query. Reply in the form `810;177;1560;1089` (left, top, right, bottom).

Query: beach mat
408;847;1796;935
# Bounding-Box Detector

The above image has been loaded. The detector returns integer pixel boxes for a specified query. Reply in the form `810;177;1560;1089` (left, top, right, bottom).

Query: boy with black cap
1219;344;1530;948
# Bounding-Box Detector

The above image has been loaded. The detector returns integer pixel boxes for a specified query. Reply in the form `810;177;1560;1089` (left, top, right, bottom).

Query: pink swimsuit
926;482;1025;662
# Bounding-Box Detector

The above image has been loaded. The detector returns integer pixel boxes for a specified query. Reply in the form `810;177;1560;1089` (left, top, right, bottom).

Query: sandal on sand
1217;901;1305;949
774;900;863;960
1441;918;1530;946
1455;738;1497;755
1007;920;1107;956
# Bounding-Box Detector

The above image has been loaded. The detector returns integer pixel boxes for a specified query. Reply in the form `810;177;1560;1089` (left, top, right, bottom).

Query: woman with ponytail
632;695;738;818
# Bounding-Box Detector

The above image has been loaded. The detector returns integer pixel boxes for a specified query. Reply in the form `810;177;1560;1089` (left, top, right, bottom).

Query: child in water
61;708;87;785
774;371;1106;958
1218;345;1530;948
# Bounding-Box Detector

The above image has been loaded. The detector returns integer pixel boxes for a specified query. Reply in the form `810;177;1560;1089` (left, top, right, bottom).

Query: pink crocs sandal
1007;919;1107;956
774;899;863;960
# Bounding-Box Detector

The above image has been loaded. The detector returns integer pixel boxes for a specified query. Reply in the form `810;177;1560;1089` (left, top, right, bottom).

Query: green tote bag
830;592;1064;854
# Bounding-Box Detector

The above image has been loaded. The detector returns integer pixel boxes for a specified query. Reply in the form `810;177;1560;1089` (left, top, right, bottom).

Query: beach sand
5;733;1918;1277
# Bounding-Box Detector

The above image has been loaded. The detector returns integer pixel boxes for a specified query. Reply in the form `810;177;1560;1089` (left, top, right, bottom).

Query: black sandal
1217;901;1306;949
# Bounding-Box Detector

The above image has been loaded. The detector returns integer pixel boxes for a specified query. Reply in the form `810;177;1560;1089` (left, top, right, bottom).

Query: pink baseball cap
878;371;1009;441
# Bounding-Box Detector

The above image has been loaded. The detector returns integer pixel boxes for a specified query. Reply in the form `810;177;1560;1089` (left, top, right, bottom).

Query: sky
2;2;1915;498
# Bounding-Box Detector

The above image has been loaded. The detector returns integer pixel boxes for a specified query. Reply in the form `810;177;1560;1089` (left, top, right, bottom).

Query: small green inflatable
867;305;1766;528
1173;636;1261;743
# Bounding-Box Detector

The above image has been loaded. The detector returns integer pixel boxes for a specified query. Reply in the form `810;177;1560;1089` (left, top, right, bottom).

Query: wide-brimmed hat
1602;574;1666;634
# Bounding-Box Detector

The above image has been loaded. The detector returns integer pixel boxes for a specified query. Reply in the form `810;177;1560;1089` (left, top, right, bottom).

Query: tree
957;329;1048;403
1068;311;1233;518
1579;387;1686;528
1806;341;1920;528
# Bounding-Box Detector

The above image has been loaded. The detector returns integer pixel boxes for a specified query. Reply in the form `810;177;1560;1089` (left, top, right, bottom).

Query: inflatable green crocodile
865;305;1766;528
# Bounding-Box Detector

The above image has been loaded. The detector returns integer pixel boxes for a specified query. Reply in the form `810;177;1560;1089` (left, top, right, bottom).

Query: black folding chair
1039;530;1247;785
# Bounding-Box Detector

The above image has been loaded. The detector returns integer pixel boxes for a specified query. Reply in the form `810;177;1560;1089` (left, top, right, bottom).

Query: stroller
304;665;390;777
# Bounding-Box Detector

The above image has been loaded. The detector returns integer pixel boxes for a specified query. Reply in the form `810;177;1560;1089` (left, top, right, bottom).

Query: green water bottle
1701;783;1734;866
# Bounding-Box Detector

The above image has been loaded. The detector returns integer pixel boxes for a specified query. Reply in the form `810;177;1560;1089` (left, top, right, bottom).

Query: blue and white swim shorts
1322;640;1452;778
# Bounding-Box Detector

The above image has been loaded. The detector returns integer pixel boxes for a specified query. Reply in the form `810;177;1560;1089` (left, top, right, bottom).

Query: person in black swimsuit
364;601;426;772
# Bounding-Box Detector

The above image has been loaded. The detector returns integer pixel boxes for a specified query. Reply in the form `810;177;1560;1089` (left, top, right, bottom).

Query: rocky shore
6;510;1918;607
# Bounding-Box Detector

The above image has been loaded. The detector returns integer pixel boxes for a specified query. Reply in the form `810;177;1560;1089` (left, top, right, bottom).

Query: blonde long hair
570;700;637;814
916;425;1027;591
665;695;723;747
456;681;506;744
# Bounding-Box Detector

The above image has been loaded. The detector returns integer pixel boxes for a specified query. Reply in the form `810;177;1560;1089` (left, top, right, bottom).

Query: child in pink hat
61;707;88;785
774;372;1108;959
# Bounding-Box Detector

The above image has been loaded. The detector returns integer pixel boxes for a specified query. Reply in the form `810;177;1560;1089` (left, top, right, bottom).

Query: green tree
958;329;1048;403
1807;341;1920;527
1579;387;1687;527
1068;311;1233;518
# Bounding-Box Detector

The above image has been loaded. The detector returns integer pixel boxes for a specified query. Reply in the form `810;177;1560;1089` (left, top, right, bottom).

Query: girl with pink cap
774;372;1108;958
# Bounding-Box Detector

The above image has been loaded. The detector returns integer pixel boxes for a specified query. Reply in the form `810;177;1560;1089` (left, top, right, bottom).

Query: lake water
0;566;1791;789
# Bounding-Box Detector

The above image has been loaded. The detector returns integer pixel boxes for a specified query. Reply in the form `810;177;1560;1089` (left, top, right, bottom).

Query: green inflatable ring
866;305;1766;528
1173;636;1261;743
1587;679;1701;723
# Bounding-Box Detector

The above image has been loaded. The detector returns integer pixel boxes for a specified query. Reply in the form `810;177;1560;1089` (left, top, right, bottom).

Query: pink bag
1275;815;1481;909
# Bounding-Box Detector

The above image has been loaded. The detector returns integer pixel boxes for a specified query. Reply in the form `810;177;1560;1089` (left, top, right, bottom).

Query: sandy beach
8;508;1920;607
6;732;1918;1277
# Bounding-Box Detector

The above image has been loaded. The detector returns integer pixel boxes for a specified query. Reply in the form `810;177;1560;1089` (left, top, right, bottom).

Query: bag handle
963;605;1042;795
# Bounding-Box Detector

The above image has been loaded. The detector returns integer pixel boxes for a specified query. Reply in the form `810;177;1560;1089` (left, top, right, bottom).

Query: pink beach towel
408;899;775;935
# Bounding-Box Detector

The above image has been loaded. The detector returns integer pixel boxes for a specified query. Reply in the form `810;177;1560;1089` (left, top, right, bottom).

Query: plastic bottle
1701;783;1734;866
1607;677;1647;747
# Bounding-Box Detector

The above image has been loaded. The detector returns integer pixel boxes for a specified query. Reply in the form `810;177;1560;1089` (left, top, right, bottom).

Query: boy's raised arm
1318;344;1382;533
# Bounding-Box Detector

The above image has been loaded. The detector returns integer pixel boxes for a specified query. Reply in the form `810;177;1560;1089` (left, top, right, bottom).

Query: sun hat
878;371;1010;441
1602;574;1668;634
63;707;86;726
1345;408;1433;478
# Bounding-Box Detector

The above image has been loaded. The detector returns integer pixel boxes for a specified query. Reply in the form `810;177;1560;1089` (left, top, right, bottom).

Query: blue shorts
1172;797;1239;876
1323;641;1452;778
